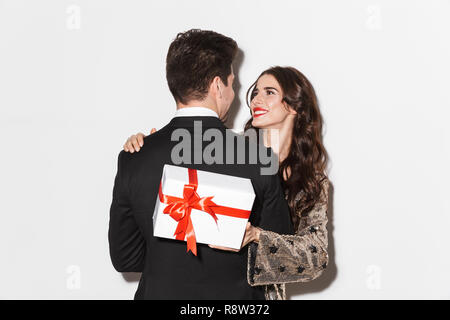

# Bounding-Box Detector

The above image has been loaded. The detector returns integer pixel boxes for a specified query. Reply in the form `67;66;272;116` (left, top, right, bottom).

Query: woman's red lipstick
253;107;268;118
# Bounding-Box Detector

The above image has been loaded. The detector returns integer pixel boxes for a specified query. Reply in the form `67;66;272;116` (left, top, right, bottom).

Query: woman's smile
252;107;269;117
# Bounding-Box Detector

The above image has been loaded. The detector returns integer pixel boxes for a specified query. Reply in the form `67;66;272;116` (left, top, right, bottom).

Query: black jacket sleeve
108;150;145;272
258;172;294;235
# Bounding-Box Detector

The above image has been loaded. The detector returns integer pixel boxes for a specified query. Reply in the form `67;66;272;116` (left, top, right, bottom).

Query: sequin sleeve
248;179;329;286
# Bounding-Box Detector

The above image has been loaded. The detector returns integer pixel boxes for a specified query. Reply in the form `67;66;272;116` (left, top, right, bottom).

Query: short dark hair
166;29;238;104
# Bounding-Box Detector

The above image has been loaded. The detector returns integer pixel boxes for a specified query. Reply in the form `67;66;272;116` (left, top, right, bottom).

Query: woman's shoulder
290;174;330;204
318;175;330;196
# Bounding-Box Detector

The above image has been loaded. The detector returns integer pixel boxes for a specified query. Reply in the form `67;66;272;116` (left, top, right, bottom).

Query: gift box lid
160;164;255;210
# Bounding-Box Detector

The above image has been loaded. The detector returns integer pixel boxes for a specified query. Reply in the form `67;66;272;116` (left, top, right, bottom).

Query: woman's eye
266;90;274;95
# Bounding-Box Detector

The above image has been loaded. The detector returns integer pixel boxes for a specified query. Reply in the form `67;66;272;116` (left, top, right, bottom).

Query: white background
0;0;449;299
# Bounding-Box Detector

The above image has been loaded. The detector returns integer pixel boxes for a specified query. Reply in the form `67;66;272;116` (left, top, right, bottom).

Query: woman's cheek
267;107;289;126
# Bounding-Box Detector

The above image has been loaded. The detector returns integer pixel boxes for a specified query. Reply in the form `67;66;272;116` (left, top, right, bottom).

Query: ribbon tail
174;215;188;240
185;216;197;256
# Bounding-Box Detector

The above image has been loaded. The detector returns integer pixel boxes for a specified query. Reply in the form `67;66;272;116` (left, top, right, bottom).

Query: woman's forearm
248;181;329;286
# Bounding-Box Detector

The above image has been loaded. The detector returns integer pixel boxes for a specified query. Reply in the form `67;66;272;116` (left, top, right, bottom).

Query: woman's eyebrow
263;87;279;92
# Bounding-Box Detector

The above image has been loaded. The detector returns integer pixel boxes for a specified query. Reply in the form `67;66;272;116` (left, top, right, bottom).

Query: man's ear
211;76;222;99
209;76;222;99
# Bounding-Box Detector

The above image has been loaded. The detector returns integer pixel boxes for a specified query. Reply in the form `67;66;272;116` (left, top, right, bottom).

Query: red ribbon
158;168;251;256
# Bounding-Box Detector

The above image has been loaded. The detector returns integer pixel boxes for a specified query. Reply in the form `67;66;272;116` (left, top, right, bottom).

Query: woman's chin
252;117;270;129
251;119;259;128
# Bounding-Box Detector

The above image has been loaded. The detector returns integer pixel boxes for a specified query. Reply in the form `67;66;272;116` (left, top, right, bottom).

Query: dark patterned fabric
247;178;330;300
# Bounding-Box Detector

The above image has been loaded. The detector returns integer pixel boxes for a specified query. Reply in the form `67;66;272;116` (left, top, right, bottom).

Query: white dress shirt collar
174;106;219;118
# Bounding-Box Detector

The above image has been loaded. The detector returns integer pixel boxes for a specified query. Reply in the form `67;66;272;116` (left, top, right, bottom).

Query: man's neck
176;100;221;119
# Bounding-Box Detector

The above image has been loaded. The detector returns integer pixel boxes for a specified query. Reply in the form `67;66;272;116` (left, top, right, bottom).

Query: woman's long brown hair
245;66;329;230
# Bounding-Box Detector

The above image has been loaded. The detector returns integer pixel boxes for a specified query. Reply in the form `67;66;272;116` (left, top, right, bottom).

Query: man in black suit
108;29;293;299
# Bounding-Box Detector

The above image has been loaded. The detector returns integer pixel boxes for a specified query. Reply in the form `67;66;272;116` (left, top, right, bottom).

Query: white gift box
153;164;256;252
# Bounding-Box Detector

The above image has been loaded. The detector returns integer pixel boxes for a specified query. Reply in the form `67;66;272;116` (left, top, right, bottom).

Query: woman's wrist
253;227;262;243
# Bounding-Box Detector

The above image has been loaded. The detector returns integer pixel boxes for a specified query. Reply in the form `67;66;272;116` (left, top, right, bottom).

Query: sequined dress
247;179;330;300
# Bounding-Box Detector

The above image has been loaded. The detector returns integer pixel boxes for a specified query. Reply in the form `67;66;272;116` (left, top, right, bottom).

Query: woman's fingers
123;130;153;153
208;244;239;252
124;135;137;153
206;223;252;251
137;133;145;147
131;133;143;151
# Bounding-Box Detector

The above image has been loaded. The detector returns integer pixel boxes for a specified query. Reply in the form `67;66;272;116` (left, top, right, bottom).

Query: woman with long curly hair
123;66;330;300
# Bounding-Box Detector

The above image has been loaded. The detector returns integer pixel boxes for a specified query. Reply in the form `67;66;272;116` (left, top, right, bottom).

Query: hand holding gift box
153;164;256;255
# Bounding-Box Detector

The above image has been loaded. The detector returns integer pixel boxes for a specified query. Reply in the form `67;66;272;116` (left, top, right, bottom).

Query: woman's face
250;74;295;129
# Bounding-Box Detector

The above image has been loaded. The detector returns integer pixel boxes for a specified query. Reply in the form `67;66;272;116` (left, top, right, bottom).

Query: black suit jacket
108;116;293;299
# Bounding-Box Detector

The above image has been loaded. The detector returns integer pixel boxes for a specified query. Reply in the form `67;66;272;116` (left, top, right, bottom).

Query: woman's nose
252;93;264;105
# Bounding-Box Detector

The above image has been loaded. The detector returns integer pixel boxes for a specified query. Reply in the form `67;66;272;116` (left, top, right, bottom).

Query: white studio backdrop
0;0;449;299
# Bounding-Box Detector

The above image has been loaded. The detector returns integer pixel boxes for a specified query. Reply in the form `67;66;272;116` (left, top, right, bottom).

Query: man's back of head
165;29;238;119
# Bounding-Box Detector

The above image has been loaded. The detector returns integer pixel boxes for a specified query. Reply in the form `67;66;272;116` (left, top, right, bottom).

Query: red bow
158;168;251;256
